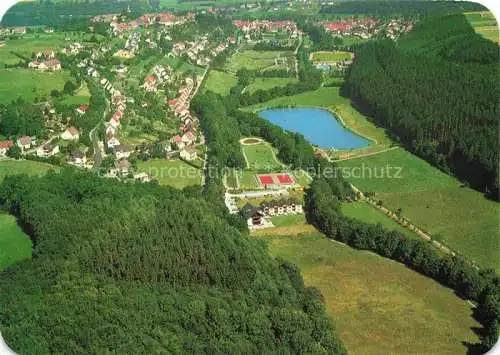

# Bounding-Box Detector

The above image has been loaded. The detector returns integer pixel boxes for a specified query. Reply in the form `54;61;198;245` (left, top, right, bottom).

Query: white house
107;137;121;149
180;147;197;161
0;140;13;157
61;126;80;141
37;143;59;157
16;136;32;151
114;145;131;160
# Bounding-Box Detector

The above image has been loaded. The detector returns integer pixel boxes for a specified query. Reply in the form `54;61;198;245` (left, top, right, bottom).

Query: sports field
247;77;298;94
136;159;202;189
203;70;237;96
311;51;353;63
242;141;282;170
342;201;421;241
337;148;500;270
256;232;480;354
0;69;72;104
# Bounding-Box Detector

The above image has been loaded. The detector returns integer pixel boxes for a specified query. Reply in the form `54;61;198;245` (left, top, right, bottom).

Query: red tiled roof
0;140;14;149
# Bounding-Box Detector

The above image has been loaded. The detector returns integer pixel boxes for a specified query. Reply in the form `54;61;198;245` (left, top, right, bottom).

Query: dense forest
344;14;499;198
0;170;346;354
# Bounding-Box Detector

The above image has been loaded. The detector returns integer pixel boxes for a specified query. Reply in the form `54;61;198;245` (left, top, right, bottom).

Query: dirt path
333;146;400;162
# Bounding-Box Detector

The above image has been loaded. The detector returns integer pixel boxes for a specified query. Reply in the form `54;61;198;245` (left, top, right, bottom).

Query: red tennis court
258;175;275;185
277;174;294;185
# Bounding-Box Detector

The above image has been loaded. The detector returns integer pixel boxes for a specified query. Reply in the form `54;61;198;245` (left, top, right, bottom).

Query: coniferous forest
0;170;346;354
344;14;499;199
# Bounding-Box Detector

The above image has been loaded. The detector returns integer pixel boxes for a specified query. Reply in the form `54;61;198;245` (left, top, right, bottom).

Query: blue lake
258;107;370;149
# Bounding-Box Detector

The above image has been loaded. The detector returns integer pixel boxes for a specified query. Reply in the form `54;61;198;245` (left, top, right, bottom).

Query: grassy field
256;232;480;354
270;213;306;227
247;77;298;94
203;70;237;96
225;50;292;73
464;11;498;42
337;148;500;270
246;87;347;110
342;201;421;241
0;214;32;271
136;159;202;189
58;82;91;107
242;142;282;170
0;160;58;181
311;51;352;62
0;69;71;104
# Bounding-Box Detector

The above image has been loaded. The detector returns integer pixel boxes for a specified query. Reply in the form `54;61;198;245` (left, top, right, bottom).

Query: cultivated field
0;160;59;181
342;201;421;241
257;232;480;354
203;70;237;96
464;11;499;43
247;77;298;94
0;214;32;271
337;148;500;270
136;159;202;189
0;69;71;104
311;51;353;63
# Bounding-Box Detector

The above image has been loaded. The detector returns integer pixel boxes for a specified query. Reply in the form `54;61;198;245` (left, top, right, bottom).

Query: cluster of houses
167;76;195;117
28;50;61;71
316;17;414;40
0;26;26;36
385;19;415;40
240;197;304;229
232;20;299;38
142;65;173;92
61;42;84;56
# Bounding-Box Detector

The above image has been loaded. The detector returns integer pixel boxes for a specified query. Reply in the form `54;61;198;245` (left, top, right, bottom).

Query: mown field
136;159;202;189
58;82;91;106
337;148;499;270
256;232;480;355
0;214;32;271
242;141;282;171
311;51;352;62
342;201;421;241
247;77;298;94
203;70;237;96
0;69;71;104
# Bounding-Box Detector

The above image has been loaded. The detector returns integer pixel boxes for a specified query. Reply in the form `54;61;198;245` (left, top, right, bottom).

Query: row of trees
344;14;499;198
0;169;346;354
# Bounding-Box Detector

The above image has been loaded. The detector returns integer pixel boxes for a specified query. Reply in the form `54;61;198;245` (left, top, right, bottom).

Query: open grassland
464;11;499;42
270;213;306;227
256;232;480;354
311;51;352;62
58;82;91;106
225;50;293;73
247;77;298;94
0;214;32;271
136;159;202;189
337;148;500;270
0;160;58;181
203;70;237;96
342;201;421;241
160;57;205;75
242;141;282;170
0;69;71;104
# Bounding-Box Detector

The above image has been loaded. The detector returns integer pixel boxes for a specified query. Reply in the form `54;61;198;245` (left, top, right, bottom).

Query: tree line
344;14;499;199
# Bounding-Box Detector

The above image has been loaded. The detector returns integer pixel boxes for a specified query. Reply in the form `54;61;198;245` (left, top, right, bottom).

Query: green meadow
0;69;71;104
203;70;237;96
257;232;480;355
225;50;292;73
247;77;298;94
136;159;202;189
0;160;58;181
337;148;499;270
0;214;32;271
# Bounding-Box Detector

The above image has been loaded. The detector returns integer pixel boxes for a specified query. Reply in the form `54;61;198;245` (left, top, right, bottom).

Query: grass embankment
337;148;500;270
255;232;480;354
203;70;238;96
